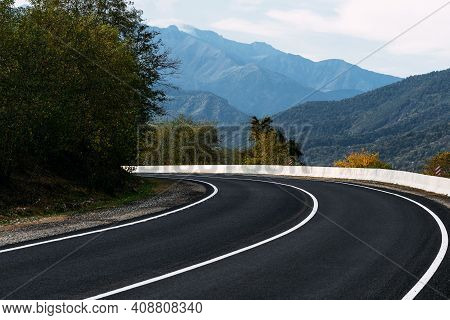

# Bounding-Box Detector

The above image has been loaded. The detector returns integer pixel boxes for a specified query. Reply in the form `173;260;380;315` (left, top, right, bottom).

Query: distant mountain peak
173;25;225;42
154;24;401;116
176;24;194;32
250;41;273;48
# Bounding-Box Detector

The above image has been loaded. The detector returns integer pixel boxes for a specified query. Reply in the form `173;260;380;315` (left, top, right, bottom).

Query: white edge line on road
337;182;448;300
86;177;319;300
0;179;219;254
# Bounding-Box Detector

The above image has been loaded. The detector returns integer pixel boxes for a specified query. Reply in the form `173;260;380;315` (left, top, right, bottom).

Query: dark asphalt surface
0;174;448;300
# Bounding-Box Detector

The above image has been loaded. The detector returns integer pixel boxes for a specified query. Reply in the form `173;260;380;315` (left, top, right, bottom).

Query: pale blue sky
16;0;450;77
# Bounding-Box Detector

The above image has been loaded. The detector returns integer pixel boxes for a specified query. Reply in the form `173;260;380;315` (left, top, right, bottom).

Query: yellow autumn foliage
334;150;392;169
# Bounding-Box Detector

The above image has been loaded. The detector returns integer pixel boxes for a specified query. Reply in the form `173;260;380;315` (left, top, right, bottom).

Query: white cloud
146;18;185;27
147;0;179;13
267;0;450;56
232;0;263;11
211;18;282;38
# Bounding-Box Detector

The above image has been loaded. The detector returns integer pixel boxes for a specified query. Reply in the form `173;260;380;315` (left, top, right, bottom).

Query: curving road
0;174;449;300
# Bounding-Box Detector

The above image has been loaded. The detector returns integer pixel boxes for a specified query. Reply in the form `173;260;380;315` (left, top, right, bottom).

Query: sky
15;0;450;77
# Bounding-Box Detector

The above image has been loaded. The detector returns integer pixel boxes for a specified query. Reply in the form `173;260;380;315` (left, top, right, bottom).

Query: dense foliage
138;116;220;165
422;152;449;178
334;150;392;169
274;69;450;171
244;117;301;165
0;0;175;191
138;116;302;166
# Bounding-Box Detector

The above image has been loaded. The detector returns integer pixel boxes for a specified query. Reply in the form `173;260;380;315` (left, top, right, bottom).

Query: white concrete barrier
134;165;450;196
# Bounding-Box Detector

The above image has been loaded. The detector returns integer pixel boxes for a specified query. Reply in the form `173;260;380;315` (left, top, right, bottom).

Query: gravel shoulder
0;180;206;247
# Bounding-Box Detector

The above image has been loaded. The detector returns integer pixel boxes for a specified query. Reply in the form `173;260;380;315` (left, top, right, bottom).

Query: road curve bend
0;174;448;300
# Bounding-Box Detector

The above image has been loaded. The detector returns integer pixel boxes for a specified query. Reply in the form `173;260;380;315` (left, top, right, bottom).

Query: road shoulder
0;179;206;247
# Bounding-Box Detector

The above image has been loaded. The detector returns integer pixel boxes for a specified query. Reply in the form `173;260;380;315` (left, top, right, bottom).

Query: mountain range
162;89;249;124
273;68;450;171
155;25;400;118
153;25;448;172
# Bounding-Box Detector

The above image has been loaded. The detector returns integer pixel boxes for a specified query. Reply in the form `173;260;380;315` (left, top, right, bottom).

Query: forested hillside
274;69;450;171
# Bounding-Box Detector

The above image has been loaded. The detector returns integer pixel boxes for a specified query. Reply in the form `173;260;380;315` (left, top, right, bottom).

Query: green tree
31;0;178;119
0;0;26;178
245;116;301;165
138;116;220;165
0;0;175;190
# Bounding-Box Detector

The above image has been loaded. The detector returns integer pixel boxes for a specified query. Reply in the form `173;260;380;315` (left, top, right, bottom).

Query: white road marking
4;173;441;300
0;179;219;254
86;177;319;300
337;182;448;300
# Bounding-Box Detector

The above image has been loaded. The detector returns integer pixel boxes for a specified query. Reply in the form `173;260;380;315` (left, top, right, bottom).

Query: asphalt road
0;174;448;300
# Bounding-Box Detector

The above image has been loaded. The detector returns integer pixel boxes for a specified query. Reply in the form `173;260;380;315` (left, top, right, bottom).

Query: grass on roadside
0;172;174;225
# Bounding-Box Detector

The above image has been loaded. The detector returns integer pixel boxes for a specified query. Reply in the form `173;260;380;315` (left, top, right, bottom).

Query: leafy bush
422;151;449;177
334;150;392;169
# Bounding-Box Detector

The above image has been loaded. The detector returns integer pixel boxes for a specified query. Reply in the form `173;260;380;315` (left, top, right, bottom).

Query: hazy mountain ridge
162;89;250;124
273;69;450;171
154;25;399;116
